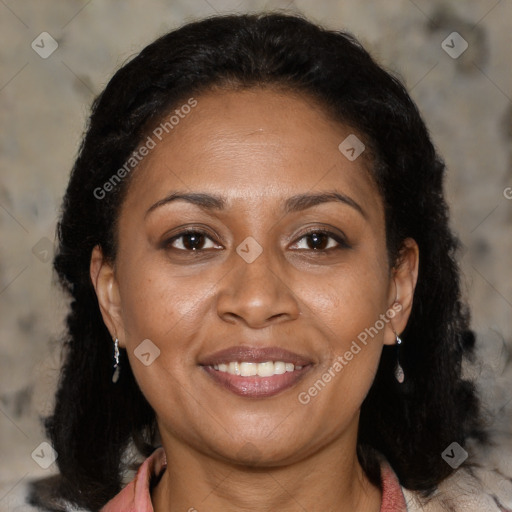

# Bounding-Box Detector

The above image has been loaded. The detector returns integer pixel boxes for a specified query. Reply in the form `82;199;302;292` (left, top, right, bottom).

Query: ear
90;245;126;347
383;237;419;346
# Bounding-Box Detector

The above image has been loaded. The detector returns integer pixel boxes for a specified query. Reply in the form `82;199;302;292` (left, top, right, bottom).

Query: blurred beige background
1;0;511;509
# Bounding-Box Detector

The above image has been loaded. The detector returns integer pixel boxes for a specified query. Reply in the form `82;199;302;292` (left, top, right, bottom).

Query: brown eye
291;229;350;251
166;230;220;251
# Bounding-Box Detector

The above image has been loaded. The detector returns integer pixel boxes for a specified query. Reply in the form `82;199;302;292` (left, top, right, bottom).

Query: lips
199;346;312;366
199;346;313;398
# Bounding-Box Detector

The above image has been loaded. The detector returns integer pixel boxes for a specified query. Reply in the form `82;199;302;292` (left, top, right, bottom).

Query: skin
90;87;419;512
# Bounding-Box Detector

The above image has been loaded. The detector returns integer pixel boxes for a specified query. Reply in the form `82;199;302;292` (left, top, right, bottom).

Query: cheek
299;258;390;345
117;262;211;423
296;278;385;437
117;258;213;346
295;256;390;405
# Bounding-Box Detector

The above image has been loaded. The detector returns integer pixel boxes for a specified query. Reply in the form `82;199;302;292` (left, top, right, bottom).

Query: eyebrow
145;190;367;219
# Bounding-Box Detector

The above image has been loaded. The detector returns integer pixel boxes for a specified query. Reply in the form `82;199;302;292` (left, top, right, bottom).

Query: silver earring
112;338;121;383
394;333;404;383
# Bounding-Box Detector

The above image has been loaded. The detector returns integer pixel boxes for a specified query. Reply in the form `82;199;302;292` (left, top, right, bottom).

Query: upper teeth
212;361;303;377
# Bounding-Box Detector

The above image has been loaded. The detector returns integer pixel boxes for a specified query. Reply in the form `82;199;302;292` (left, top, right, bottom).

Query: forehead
122;87;382;218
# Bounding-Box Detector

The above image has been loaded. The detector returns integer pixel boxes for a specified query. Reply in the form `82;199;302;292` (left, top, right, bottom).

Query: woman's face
92;87;418;466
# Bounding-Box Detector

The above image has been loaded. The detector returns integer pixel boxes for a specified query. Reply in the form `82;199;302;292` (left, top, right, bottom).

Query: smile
199;346;313;398
208;361;303;377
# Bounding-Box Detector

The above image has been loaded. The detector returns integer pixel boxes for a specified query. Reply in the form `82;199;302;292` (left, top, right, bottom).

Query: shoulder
401;438;512;511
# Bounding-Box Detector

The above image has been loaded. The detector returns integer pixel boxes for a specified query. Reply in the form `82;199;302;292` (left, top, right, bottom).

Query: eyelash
164;227;350;253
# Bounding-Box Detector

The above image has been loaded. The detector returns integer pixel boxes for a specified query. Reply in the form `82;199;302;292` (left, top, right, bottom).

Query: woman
30;12;510;512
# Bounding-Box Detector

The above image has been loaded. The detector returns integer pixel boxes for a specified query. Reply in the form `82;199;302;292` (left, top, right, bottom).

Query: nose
216;245;301;329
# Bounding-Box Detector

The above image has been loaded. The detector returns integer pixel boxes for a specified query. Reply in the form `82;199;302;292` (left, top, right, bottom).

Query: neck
152;428;381;512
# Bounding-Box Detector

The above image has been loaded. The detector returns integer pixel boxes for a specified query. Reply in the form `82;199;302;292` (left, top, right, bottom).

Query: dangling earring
394;332;405;383
112;338;121;383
